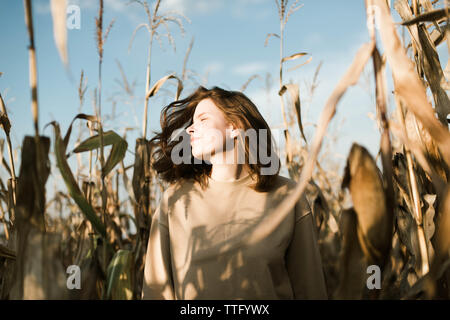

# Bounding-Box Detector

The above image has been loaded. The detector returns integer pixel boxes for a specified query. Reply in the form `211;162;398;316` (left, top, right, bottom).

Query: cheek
204;128;226;147
192;128;226;154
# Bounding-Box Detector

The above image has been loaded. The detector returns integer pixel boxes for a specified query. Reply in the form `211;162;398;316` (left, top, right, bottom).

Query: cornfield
0;0;450;300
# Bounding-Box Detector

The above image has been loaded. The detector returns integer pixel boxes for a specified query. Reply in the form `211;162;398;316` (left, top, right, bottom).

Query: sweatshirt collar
207;173;254;187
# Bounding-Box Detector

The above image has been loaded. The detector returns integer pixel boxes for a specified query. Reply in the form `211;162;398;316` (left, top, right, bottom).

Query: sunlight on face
186;98;235;162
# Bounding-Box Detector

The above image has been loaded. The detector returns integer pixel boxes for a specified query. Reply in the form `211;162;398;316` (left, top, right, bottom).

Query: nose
186;122;195;135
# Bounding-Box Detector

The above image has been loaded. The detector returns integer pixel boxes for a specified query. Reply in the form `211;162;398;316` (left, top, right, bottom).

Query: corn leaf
342;143;392;265
279;83;308;144
375;0;450;165
102;137;128;177
264;33;279;47
49;122;106;238
146;74;183;100
64;113;98;151
0;244;15;260
50;0;68;66
334;208;367;299
281;52;308;63
417;24;450;124
105;249;133;300
72;130;121;153
401;8;447;26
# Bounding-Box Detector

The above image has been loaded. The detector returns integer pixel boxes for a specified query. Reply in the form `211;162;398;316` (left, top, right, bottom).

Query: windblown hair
149;86;280;192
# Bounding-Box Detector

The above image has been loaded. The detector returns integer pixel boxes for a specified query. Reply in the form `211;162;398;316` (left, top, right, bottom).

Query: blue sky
1;0;445;182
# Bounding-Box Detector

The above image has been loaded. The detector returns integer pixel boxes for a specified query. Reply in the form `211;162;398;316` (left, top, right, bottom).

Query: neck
210;163;249;182
209;144;249;181
208;138;250;181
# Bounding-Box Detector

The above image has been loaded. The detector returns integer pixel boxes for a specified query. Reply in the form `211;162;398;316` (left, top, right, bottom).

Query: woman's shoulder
270;174;298;191
270;175;312;218
159;177;200;204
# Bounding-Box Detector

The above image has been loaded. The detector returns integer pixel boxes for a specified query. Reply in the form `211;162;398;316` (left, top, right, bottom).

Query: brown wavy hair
149;86;280;192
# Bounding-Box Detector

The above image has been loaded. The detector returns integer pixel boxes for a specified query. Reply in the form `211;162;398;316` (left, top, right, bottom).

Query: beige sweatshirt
141;174;328;300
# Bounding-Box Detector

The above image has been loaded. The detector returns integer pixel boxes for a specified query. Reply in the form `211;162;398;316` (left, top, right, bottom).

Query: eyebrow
193;112;209;120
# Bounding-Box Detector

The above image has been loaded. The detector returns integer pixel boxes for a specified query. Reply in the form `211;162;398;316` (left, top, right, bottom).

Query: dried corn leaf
334;208;367;299
394;0;422;57
287;55;313;72
50;0;68;65
427;186;450;298
15;136;50;228
342;143;392;265
375;0;450;166
401;8;447;26
279;83;307;144
423;194;436;261
10;136;68;299
0;140;10;176
396;206;421;270
0;244;15;260
418;23;450;125
146;74;183;100
11;229;68;299
418;0;435;13
373;48;395;242
430;27;447;47
0;112;11;136
264;33;279;47
435;187;450;261
281;52;308;63
69;255;103;299
403;105;448;182
132;138;152;230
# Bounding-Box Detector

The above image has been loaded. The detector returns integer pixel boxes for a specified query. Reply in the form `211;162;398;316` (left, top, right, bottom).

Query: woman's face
186;98;236;162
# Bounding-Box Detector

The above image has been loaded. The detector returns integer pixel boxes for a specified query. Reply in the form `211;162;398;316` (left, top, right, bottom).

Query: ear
230;129;239;139
227;123;239;139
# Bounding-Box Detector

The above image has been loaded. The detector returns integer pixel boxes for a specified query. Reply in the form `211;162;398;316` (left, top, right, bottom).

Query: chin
191;147;213;162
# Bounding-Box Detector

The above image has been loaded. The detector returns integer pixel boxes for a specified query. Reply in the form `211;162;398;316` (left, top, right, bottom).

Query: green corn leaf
49;121;106;238
63;113;98;151
102;137;128;178
105;249;133;300
72;130;122;153
72;130;128;177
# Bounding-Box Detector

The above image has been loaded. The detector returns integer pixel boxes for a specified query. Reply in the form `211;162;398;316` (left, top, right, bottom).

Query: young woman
141;86;327;300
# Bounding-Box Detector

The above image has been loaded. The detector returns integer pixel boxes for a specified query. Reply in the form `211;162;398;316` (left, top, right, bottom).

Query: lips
190;136;200;143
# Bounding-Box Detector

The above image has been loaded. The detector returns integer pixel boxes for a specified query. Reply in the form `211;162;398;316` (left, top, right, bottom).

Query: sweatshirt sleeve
141;191;175;300
285;195;328;299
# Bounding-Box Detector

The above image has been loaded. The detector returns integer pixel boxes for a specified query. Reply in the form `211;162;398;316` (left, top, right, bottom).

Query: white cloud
35;1;51;14
203;61;224;74
35;0;268;24
35;0;95;14
35;0;141;23
232;62;268;76
159;0;224;17
159;0;270;18
230;0;271;19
